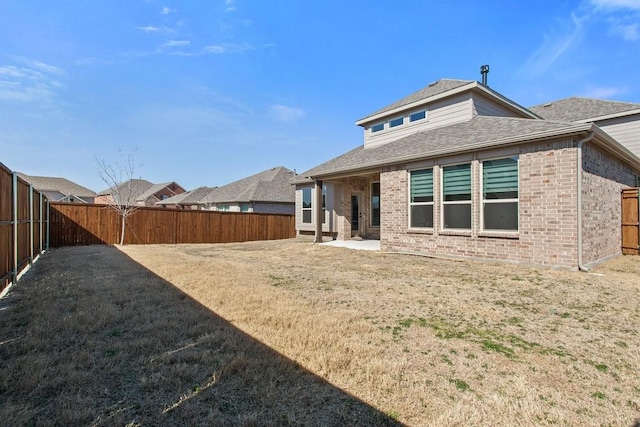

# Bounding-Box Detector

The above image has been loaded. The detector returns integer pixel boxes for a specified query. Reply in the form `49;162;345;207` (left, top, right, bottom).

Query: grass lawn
1;238;639;426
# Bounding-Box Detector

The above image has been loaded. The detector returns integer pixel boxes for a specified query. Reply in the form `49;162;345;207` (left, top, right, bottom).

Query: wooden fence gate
622;188;639;255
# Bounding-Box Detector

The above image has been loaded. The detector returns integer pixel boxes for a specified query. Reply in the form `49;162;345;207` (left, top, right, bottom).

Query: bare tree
96;152;142;245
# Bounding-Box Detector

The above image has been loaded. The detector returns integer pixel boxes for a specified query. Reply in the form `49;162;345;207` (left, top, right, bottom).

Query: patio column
314;179;323;243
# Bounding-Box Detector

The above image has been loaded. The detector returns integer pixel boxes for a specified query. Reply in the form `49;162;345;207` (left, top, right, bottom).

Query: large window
371;182;380;227
482;157;518;231
410;169;433;228
442;163;471;229
302;188;312;223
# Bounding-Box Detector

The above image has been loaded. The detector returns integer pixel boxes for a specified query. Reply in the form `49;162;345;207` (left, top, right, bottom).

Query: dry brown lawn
1;238;639;426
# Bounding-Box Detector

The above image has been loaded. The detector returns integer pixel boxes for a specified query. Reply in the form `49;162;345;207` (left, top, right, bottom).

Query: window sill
478;231;519;239
407;228;434;235
439;229;472;237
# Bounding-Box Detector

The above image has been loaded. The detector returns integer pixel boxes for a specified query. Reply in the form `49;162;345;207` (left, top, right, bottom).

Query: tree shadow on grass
0;246;403;426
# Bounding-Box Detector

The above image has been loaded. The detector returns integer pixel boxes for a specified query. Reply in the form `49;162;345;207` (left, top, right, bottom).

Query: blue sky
1;0;639;192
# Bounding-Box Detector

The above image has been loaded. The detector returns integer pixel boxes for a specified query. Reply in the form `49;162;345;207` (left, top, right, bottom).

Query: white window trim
408;168;434;229
369;108;429;136
479;157;520;233
440;162;472;231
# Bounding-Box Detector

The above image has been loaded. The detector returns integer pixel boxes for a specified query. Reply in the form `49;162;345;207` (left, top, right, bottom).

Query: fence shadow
0;245;402;426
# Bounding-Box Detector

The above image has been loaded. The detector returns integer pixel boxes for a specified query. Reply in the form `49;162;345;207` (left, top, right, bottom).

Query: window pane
411;169;433;202
411;205;433;228
483;157;518;199
302;210;312;223
390;117;404;127
443;164;471;201
372;123;384;132
484;202;518;231
302;188;312;209
371;183;380;226
443;204;471;229
410;110;426;122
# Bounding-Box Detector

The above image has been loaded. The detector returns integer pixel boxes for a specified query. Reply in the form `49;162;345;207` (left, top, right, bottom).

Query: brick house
96;179;185;207
295;79;640;269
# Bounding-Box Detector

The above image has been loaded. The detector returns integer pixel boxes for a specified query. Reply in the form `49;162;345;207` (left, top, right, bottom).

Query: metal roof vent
480;64;489;86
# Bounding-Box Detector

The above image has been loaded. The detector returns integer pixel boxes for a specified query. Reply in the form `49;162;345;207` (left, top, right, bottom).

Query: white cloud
268;104;305;122
590;0;640;10
163;40;191;47
580;85;626;98
225;0;236;12
0;61;64;104
203;43;252;54
161;7;177;15
137;25;160;32
522;13;586;76
613;22;639;39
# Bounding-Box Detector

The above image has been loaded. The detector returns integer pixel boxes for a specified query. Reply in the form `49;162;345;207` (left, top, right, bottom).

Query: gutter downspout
577;131;595;272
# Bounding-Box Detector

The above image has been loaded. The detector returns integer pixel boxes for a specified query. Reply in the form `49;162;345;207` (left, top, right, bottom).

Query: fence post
39;192;43;254
12;172;18;285
46;200;50;250
29;184;34;266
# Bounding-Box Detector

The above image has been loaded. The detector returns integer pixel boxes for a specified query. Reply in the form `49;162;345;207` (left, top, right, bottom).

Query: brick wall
581;143;638;265
381;138;582;268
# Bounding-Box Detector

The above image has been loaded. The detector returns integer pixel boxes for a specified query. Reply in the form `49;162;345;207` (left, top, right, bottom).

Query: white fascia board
576;109;640;123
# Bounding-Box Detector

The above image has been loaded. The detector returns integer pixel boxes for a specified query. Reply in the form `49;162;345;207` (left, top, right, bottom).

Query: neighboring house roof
529;97;640;122
98;179;154;204
17;173;96;199
202;166;297;204
136;182;180;202
156;186;215;206
302;116;597;178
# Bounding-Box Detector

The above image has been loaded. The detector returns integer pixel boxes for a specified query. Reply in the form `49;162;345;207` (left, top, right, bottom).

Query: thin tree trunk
120;215;126;245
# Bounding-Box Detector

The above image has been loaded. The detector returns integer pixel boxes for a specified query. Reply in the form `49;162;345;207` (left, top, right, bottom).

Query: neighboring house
199;166;297;214
296;78;640;269
17;173;96;203
96;179;186;207
155;186;215;210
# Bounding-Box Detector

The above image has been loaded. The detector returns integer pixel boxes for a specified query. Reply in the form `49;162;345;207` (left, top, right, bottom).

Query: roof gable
356;79;538;126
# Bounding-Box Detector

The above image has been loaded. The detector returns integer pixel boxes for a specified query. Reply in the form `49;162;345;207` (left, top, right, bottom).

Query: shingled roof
529;97;640;122
358;79;474;123
201;166;297;204
302;116;593;178
17;173;96;198
98;179;154;203
156;186;215;206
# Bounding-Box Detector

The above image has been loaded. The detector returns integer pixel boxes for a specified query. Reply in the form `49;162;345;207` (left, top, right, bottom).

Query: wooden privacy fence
0;162;48;293
49;203;296;246
622;188;639;255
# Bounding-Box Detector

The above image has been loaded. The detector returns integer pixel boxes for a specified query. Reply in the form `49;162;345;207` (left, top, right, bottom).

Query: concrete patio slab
320;239;381;251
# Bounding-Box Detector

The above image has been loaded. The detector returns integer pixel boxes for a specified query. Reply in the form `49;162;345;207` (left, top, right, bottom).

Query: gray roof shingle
357;79;475;123
202;166;297;204
17;173;96;198
98;179;154;203
156;186;215;206
301;116;591;178
529;97;640;122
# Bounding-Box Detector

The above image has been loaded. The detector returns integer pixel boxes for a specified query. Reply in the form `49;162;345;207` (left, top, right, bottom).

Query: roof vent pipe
480;64;489;86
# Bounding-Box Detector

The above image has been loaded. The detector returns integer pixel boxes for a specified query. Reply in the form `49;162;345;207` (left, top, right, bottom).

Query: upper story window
389;117;404;128
371;123;385;133
442;163;472;230
410;110;427;122
482;157;519;231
